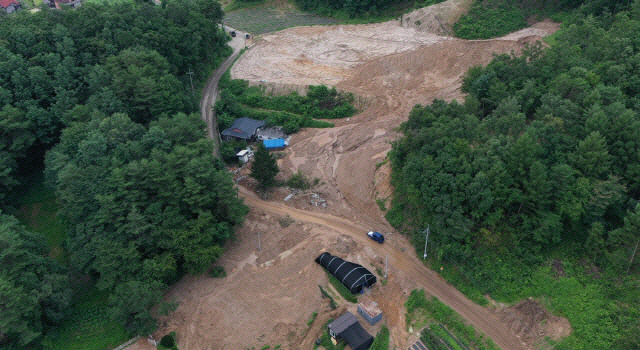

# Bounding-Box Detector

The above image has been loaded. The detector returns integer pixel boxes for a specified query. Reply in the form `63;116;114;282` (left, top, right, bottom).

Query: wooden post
257;233;261;251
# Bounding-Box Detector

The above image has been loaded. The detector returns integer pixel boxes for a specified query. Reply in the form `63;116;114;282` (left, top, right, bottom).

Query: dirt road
199;25;247;157
151;1;563;349
238;187;528;350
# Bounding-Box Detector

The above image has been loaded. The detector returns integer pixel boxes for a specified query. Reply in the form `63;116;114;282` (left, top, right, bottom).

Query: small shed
357;299;383;325
263;138;288;150
236;149;252;163
328;312;374;350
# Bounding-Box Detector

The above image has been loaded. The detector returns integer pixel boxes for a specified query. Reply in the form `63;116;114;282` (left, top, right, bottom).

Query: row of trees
294;0;445;18
0;0;244;347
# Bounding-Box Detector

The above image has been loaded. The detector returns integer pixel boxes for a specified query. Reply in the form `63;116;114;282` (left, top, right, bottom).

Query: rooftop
358;299;382;318
328;312;358;335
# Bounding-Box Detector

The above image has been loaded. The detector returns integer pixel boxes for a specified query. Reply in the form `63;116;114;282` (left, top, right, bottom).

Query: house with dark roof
221;117;266;142
1;0;21;13
328;312;374;350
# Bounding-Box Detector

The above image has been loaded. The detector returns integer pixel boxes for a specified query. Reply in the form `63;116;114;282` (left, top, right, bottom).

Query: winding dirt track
238;187;527;350
199;25;247;157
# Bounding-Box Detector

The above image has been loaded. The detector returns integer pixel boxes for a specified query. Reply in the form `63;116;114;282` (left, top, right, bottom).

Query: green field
406;290;498;350
42;290;131;350
224;7;338;34
13;174;130;350
14;173;67;262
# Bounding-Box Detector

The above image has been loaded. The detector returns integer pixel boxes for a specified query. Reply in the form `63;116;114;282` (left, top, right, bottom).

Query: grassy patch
209;266;227;278
370;325;390;350
307;311;318;327
319;285;338;309
453;0;527;39
376;198;387;212
42;289;130;350
326;272;358;303
406;290;499;350
453;0;572;39
13;173;66;262
277;214;295;227
287;171;314;190
224;7;338;34
427;254;640;349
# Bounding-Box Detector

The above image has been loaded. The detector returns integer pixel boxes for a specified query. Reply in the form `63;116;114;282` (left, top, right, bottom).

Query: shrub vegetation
454;0;635;39
216;73;356;134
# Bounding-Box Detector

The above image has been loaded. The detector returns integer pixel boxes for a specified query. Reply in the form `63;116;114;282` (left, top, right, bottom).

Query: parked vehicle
230;31;236;37
367;231;384;243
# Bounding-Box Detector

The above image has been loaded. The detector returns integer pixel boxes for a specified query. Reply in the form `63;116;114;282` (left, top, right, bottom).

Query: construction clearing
127;0;568;349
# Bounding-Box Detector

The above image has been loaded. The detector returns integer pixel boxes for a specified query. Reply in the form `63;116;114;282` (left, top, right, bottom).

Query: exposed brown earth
146;1;568;349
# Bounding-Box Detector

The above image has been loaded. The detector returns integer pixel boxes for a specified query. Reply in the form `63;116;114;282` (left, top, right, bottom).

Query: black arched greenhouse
315;252;377;294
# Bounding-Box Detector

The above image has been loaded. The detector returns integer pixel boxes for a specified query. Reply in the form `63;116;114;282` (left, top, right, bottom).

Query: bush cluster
216;73;356;134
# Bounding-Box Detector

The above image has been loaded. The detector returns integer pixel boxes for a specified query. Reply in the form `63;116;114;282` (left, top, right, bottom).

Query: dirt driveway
148;1;562;349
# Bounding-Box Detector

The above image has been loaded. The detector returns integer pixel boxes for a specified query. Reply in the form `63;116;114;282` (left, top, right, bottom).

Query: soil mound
499;298;572;347
399;0;473;36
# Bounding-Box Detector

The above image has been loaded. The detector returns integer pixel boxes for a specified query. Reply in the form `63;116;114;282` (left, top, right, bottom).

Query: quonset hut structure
315;252;377;294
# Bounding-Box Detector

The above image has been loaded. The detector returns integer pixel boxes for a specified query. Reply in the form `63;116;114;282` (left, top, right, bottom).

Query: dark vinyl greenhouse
315;252;377;294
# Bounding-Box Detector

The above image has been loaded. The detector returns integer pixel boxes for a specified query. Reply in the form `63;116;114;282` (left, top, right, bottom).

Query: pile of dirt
399;0;473;36
499;298;572;347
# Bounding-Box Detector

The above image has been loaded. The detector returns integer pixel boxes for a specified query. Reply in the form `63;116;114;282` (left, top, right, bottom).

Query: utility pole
423;225;430;259
257;233;261;251
186;69;195;92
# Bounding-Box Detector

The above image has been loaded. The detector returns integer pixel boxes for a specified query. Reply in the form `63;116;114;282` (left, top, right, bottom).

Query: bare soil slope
152;1;563;349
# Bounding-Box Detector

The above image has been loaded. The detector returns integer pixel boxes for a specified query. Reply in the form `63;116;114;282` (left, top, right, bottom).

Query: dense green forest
389;3;640;349
293;0;445;19
0;0;243;347
454;0;635;39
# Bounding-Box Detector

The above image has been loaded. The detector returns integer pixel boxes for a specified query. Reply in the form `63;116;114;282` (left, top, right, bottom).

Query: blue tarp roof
263;138;286;149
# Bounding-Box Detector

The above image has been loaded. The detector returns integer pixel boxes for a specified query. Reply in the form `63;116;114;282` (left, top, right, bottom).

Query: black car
230;31;236;37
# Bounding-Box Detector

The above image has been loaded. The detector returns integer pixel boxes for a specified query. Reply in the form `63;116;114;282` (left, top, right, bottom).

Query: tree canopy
0;0;242;345
388;5;640;348
251;143;280;190
0;0;229;205
45;112;247;333
0;212;71;347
